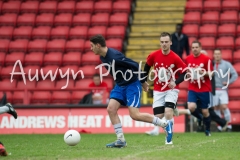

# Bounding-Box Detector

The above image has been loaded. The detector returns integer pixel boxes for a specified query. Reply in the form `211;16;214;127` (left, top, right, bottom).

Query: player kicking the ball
90;35;168;148
143;32;187;144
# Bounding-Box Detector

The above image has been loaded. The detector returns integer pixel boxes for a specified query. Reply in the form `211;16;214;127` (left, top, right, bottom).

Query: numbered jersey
146;49;187;92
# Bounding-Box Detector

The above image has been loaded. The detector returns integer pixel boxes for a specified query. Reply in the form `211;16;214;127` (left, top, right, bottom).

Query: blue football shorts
188;90;213;109
110;80;142;108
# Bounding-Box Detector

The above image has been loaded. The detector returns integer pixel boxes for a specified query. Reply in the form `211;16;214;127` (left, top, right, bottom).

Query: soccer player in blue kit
90;35;168;148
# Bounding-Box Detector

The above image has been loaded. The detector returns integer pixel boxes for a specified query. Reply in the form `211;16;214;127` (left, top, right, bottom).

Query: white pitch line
123;138;220;159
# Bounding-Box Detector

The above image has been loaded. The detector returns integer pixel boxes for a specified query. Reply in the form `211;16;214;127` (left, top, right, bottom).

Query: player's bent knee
107;105;118;114
165;102;175;109
202;109;209;116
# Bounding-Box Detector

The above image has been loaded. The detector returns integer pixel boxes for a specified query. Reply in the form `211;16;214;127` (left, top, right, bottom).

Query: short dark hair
176;23;183;28
93;73;100;78
214;48;221;52
160;32;172;41
192;40;201;47
90;34;106;47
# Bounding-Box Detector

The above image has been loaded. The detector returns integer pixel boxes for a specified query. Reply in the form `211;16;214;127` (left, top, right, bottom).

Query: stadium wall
0;106;185;134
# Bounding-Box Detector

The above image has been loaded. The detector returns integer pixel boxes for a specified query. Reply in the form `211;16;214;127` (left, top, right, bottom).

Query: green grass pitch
1;133;240;160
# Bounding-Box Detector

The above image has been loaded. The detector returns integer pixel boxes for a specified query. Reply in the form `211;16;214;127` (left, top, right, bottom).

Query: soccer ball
64;130;81;146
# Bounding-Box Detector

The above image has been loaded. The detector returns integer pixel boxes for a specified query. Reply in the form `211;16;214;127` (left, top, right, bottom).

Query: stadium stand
184;0;240;125
0;0;135;104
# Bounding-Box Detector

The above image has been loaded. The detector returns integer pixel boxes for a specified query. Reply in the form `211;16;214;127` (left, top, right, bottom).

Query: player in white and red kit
185;40;213;136
143;32;187;144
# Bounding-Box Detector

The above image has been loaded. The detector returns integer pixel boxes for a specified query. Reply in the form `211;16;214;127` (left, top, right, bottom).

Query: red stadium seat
233;63;240;75
91;13;109;26
94;1;112;13
179;81;189;90
12;91;31;104
88;26;107;39
228;88;240;100
54;13;72;26
2;1;21;14
79;65;97;77
39;1;57;14
222;0;239;11
104;78;114;90
20;1;39;14
220;11;238;24
65;39;85;52
17;80;37;90
233;50;240;63
0;39;10;52
36;13;54;27
185;1;203;12
0;52;6;66
204;50;213;59
28;39;47;53
201;12;219;24
199;24;217;37
84;40;91;52
1;66;20;79
183;12;201;24
216;37;234;50
81;51;100;65
218;24;236;37
109;13;128;26
237;25;240;37
0;1;3;14
52;91;71;104
75;79;92;89
9;39;29;53
31;91;52;104
178;90;188;102
59;65;80;79
0;13;18;26
0;26;14;39
71;91;90;104
106;39;123;51
32;26;51;40
43;52;63;66
57;1;75;14
5;52;25;66
198;37;215;50
50;26;70;39
69;26;88;39
72;13;91;26
13;26;33;39
182;24;199;37
221;50;233;63
23;65;40;78
36;79;56;90
229;77;240;88
235;37;240;50
203;1;221;12
0;79;17;91
56;79;74;90
62;52;81;66
38;66;59;81
106;26;126;39
113;1;131;14
231;113;240;124
17;13;36;26
76;1;94;14
47;39;66;53
24;52;44;66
